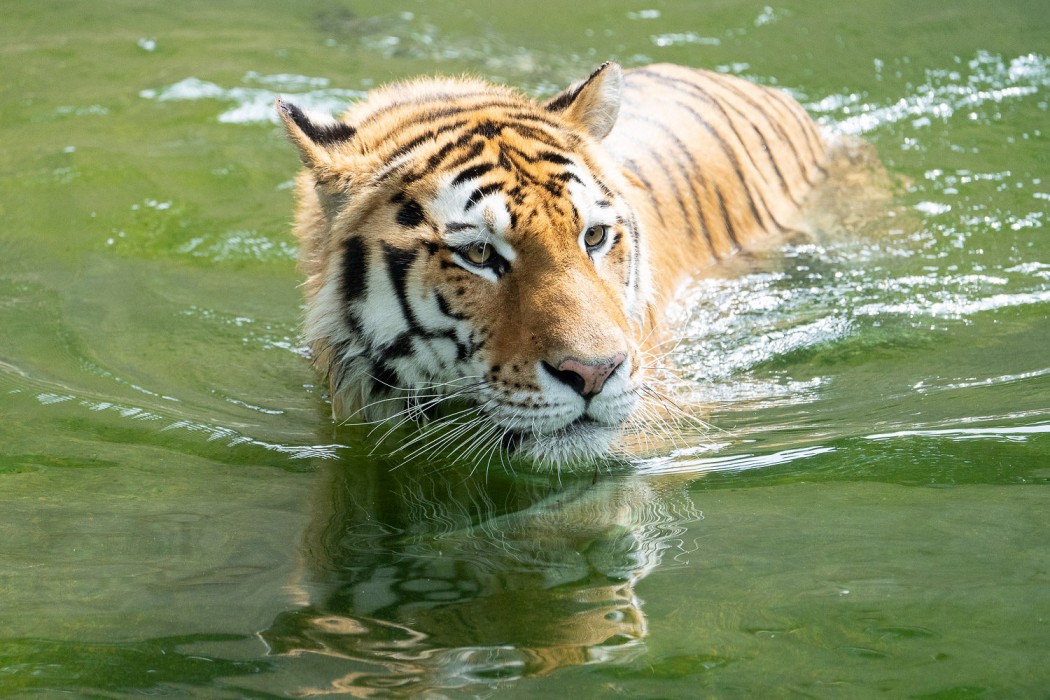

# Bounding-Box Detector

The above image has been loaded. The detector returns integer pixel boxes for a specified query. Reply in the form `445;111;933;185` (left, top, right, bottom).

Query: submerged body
279;62;827;467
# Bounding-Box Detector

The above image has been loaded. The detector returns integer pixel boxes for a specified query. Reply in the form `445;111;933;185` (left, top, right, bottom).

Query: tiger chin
278;62;828;469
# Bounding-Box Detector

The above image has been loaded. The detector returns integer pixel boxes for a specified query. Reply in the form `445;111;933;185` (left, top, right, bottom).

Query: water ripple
636;446;836;476
866;423;1050;442
811;51;1049;135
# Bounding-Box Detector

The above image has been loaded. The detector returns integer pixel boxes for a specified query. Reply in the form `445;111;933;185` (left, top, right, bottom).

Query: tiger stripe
689;75;806;205
697;71;825;183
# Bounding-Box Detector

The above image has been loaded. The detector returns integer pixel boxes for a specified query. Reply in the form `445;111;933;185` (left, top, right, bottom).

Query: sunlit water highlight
1;2;1048;697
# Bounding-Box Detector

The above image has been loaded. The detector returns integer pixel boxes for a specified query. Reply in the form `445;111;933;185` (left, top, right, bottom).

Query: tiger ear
276;98;357;171
544;62;623;140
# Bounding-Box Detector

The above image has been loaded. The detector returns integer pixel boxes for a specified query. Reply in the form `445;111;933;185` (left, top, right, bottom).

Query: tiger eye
464;241;494;265
584;225;608;249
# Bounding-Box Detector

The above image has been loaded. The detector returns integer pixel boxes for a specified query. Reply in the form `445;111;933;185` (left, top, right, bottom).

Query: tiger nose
542;353;626;399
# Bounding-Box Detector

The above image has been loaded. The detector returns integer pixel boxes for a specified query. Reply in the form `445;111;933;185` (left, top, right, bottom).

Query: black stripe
551;170;584;185
762;88;829;176
465;183;503;210
661;136;711;244
616;113;713;246
401;136;485;185
385;120;469;163
750;123;800;205
341;236;368;302
621;157;666;227
434;291;468;320
378;333;415;360
280;101;356;146
395;199;426;228
700;72;822;185
502;123;564;148
383;243;421;332
504;111;567;130
456;337;479;362
537;151;573;165
423;131;478;169
498;146;548;188
451;162;496;187
715;186;742;251
632;69;801;206
497;141;568;167
475;120;501;139
749;182;794;234
594;179;615;200
440;139;486;175
368;362;401;393
369;99;541;143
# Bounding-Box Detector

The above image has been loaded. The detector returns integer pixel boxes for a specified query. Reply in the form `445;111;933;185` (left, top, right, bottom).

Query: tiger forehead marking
279;61;829;468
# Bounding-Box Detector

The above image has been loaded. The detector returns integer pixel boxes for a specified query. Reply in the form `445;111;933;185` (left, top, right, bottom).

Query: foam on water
636;446;837;477
866;423;1050;442
810;51;1050;136
140;73;366;124
178;230;298;262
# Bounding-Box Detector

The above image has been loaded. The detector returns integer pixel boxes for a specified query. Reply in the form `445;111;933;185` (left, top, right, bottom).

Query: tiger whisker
367;395;477;445
352;376;487;416
638;384;715;433
441;416;501;466
385;405;485;458
367;384;486;438
373;407;480;458
351;377;489;438
388;396;501;464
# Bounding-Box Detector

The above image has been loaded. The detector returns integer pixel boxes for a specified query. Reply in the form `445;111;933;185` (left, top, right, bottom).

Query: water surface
1;0;1047;696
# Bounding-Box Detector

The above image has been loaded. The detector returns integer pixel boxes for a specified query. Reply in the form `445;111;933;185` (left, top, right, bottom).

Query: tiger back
607;64;826;308
278;62;827;467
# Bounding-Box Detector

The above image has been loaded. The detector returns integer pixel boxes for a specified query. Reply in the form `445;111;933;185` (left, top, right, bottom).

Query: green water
1;0;1048;697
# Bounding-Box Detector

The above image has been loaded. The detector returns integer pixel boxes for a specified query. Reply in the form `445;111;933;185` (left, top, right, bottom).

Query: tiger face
279;64;651;466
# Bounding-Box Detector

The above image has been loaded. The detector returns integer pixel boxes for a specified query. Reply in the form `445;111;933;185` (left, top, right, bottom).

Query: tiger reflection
261;458;698;695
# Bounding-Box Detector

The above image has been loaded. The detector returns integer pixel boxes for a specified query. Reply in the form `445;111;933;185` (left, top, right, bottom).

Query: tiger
277;61;828;468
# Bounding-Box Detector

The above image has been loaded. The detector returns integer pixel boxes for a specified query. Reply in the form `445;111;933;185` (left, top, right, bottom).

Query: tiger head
279;63;652;467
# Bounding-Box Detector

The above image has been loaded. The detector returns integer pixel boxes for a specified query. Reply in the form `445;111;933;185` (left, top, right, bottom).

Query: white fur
303;263;363;356
356;250;410;350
